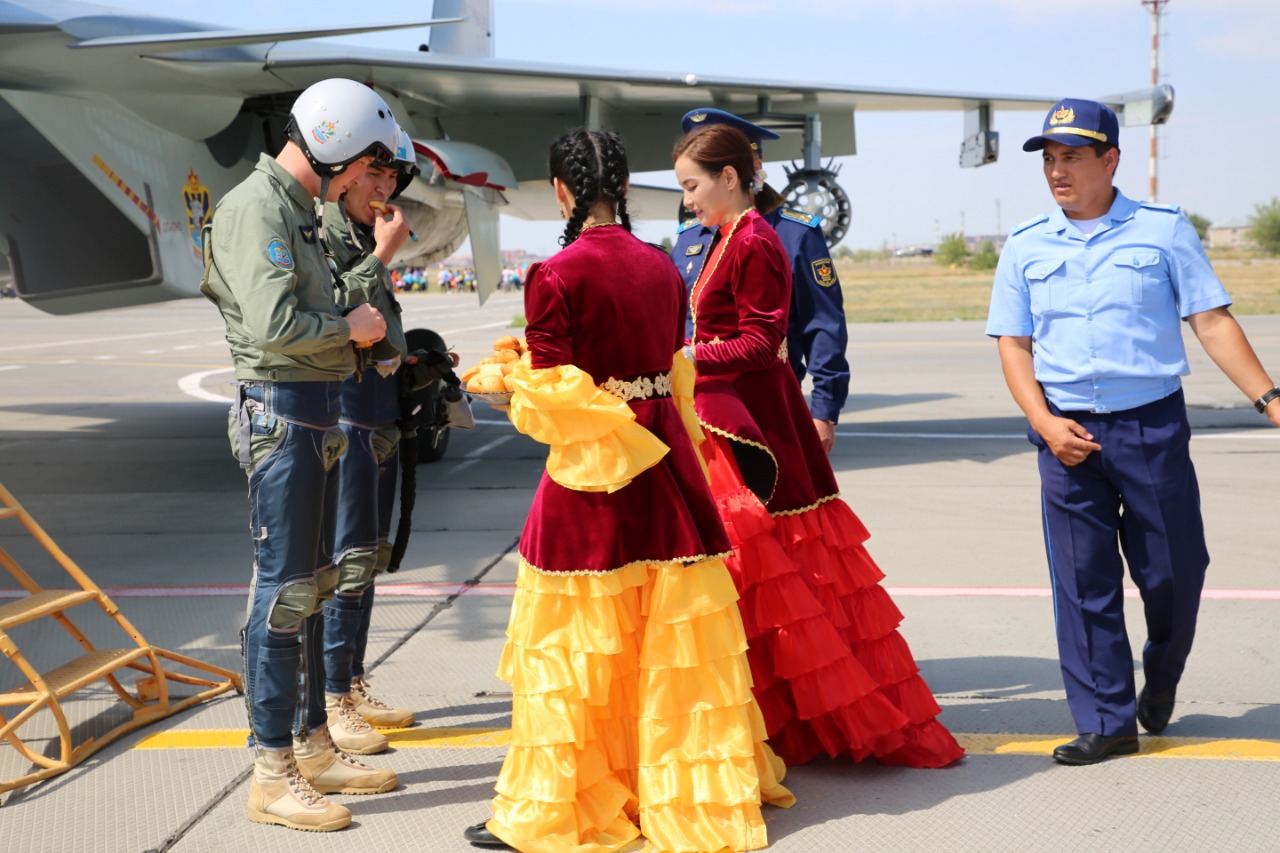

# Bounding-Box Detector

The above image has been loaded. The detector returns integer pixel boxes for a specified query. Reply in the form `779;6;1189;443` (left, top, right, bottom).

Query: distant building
964;233;1008;252
1206;220;1253;250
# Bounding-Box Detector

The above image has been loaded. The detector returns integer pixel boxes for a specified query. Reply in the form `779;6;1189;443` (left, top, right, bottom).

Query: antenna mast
1141;0;1169;202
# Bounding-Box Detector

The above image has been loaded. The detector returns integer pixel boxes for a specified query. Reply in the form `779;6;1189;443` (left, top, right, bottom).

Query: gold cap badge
1049;106;1075;126
690;112;707;123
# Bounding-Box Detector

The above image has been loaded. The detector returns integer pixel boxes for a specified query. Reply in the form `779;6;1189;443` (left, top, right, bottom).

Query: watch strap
1254;387;1280;414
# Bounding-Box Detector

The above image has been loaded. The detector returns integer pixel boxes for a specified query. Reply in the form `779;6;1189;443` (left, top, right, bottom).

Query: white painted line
835;429;1279;441
172;344;198;351
138;349;163;355
0;365;25;372
178;367;235;403
0;326;223;354
4;585;1278;601
54;359;76;365
448;434;515;474
438;320;517;335
91;355;116;361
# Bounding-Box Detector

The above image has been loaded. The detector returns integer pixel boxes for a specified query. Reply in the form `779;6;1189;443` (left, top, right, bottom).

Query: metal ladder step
0;589;98;630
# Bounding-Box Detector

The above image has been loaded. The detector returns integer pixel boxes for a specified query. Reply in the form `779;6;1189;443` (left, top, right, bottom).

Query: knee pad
315;564;341;606
371;425;401;465
335;549;378;596
269;579;319;631
323;428;348;471
374;540;393;577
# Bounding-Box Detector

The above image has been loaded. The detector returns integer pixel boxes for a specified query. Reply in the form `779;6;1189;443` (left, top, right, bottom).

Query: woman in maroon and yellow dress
463;128;793;853
672;124;964;769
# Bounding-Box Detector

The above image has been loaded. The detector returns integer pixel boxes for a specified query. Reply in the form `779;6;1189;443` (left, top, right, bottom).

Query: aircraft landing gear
781;162;851;249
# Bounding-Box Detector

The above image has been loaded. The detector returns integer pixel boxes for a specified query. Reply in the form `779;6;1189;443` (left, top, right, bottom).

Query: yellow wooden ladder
0;482;242;799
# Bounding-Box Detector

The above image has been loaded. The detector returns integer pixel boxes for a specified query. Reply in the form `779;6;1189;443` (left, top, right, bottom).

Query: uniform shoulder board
1139;201;1181;214
778;208;823;228
677;218;702;234
1010;213;1049;235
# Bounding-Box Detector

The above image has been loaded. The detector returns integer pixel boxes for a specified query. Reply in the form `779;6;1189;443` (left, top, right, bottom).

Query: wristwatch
1255;387;1280;414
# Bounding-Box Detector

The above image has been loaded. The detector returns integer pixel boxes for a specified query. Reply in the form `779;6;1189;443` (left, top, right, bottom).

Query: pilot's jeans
1033;389;1209;738
231;380;346;750
325;369;401;695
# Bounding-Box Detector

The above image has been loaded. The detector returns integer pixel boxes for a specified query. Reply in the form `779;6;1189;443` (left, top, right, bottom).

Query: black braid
548;127;631;245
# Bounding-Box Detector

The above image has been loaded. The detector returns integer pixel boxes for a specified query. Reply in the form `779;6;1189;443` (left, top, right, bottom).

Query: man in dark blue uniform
671;108;850;452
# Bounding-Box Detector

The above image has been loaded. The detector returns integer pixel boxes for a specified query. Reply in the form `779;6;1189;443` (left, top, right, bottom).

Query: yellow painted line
959;733;1280;762
134;728;1280;762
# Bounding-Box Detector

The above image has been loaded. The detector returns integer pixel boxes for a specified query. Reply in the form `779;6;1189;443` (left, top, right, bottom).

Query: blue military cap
1022;98;1120;152
681;108;780;150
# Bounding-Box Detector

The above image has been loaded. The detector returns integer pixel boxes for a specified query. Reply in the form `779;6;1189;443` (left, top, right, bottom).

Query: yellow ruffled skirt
487;558;794;853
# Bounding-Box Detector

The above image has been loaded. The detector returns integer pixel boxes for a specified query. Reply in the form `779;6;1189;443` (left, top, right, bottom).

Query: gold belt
599;370;673;402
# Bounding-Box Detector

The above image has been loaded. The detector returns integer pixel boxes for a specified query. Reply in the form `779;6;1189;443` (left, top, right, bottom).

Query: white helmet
391;127;420;200
287;78;398;177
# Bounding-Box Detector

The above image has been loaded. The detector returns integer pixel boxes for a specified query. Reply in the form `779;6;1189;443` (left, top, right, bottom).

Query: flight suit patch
266;238;294;270
811;258;837;287
298;225;316;244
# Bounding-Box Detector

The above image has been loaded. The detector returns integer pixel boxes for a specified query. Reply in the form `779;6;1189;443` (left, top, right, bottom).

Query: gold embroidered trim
519;550;734;577
690;209;750;340
697;417;779;505
600;371;672;403
770;491;841;518
777;340;788;362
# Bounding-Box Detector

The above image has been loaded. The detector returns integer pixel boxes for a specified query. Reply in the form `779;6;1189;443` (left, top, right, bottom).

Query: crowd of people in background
390;264;528;294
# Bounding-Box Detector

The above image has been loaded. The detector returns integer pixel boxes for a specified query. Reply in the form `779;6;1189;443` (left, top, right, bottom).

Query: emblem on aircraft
1049;106;1075;126
182;170;212;255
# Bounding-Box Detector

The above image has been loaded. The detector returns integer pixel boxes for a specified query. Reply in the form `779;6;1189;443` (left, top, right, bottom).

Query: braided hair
548;128;632;246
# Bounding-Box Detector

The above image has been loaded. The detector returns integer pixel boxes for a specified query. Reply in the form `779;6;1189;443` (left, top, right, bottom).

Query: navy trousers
1033;389;1209;737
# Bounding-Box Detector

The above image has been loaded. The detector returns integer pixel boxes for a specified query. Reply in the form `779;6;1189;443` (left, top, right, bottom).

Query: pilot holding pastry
670;108;850;452
319;127;418;758
201;78;395;833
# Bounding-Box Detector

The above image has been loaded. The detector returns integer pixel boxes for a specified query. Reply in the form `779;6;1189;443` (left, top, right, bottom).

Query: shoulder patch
779;208;823;228
811;258;837;287
677;218;702;234
1011;214;1049;236
266;237;294;271
1139;201;1182;214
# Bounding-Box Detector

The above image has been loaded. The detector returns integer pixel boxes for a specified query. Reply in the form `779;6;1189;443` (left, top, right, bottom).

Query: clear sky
88;0;1280;255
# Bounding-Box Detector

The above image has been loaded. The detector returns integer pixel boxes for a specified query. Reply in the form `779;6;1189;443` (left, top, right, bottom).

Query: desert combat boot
352;677;415;728
247;748;351;832
294;726;397;795
326;692;390;754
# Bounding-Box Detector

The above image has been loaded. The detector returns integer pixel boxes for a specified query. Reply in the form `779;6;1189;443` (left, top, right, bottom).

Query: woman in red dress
672;124;964;768
464;128;793;853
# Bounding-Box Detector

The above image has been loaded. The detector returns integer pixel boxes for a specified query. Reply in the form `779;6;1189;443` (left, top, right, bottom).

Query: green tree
970;240;999;271
935;232;969;266
659;236;673;253
834;245;854;260
1246;197;1280;256
1185;211;1211;242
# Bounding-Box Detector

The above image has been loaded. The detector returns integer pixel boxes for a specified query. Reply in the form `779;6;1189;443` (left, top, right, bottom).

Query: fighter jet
0;0;1173;313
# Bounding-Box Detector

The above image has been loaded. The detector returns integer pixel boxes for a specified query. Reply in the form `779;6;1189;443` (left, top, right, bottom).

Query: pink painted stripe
2;584;1278;601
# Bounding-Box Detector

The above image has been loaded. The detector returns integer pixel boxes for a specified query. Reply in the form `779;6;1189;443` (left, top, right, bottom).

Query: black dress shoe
463;821;513;849
1137;686;1177;734
1052;733;1140;765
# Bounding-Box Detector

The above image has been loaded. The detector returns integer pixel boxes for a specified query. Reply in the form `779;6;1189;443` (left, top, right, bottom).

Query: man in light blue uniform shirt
987;98;1280;766
672;108;850;452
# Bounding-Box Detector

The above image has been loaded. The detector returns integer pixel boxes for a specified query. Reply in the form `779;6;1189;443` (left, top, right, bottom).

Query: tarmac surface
1;292;1278;852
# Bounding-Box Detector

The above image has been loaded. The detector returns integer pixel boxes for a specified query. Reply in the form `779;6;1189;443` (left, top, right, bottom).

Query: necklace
689;208;750;338
579;219;619;233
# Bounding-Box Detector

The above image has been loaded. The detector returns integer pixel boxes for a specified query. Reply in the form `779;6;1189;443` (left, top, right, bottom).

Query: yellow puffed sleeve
507;359;669;493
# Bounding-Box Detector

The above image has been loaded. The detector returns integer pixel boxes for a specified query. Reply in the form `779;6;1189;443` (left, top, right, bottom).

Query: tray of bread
460;335;526;405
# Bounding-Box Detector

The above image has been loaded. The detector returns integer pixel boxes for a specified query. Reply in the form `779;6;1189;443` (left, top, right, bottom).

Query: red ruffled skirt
701;431;964;767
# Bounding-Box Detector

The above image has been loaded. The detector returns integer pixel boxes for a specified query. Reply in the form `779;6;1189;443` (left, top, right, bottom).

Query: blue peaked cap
680;108;781;149
1023;98;1120;151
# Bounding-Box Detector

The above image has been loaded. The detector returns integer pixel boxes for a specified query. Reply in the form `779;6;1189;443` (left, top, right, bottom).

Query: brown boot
352;677;414;728
246;748;351;832
294;727;397;795
326;693;389;754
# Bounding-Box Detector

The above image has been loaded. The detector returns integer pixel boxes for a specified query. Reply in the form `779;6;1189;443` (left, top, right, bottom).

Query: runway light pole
1141;0;1169;202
